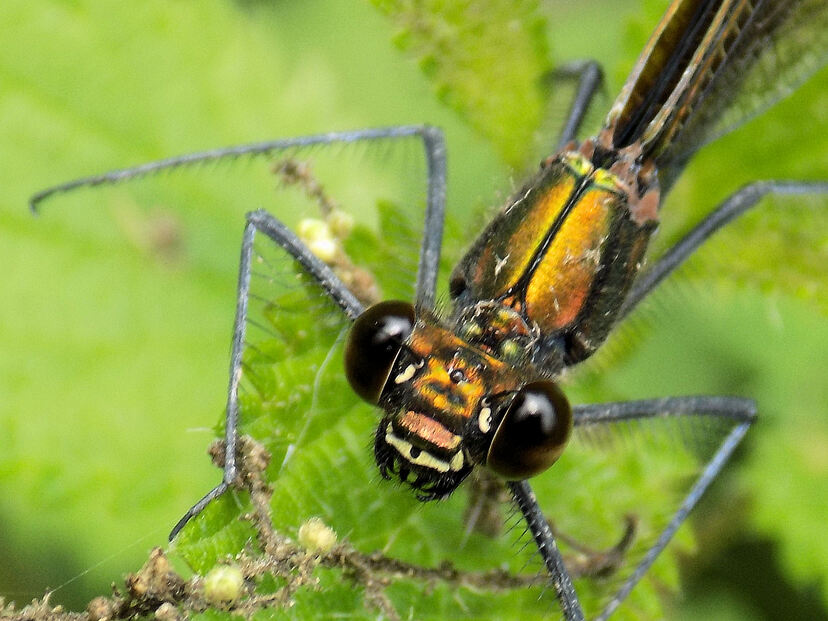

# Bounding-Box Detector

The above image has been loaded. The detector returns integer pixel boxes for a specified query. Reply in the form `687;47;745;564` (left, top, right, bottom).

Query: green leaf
371;0;554;167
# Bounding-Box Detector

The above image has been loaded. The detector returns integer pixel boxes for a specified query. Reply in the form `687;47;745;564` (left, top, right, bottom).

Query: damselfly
31;0;827;618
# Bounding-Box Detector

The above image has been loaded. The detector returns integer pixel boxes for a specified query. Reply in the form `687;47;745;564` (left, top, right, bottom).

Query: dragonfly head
345;302;573;500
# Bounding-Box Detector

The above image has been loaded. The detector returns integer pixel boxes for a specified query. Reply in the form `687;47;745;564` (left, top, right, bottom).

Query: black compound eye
344;301;416;403
485;380;572;480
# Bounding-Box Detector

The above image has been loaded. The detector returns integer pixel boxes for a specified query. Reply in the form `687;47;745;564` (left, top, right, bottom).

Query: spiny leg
572;396;755;621
412;126;447;310
621;180;828;318
546;60;605;149
169;210;363;540
509;480;586;621
164;128;447;539
29;124;449;538
465;468;636;578
30;125;448;312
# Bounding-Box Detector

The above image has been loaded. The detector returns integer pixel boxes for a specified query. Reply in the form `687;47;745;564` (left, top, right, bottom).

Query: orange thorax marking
452;151;648;344
524;184;615;331
471;171;577;294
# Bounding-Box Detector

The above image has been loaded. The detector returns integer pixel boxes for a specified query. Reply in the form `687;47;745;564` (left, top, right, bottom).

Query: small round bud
154;602;181;621
297;218;331;242
298;218;339;263
298;517;338;554
328;209;354;238
307;237;339;263
203;565;245;605
87;596;115;621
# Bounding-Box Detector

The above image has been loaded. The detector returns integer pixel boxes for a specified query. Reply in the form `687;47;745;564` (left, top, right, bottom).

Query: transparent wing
521;61;609;173
234;214;360;478
658;0;828;189
529;397;753;621
31;127;442;306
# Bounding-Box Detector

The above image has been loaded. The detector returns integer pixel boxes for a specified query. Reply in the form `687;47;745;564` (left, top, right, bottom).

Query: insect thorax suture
450;143;660;365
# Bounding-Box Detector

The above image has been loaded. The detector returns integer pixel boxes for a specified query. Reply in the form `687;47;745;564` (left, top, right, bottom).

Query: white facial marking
394;363;417;384
385;426;451;473
478;406;492;434
449;451;465;471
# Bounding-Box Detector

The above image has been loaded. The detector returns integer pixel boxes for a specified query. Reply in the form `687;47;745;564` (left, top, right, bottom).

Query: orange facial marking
398;410;461;452
525;186;616;331
412;357;485;421
406;318;523;424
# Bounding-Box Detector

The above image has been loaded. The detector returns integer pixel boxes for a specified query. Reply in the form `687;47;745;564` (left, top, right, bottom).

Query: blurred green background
1;0;826;618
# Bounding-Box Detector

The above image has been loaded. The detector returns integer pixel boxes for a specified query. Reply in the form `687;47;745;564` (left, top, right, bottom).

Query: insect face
346;303;572;499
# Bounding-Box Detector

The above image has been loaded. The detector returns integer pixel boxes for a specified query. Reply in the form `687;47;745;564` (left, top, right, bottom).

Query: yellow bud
327;209;354;238
298;517;337;554
308;238;338;263
297;218;332;242
203;565;244;605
